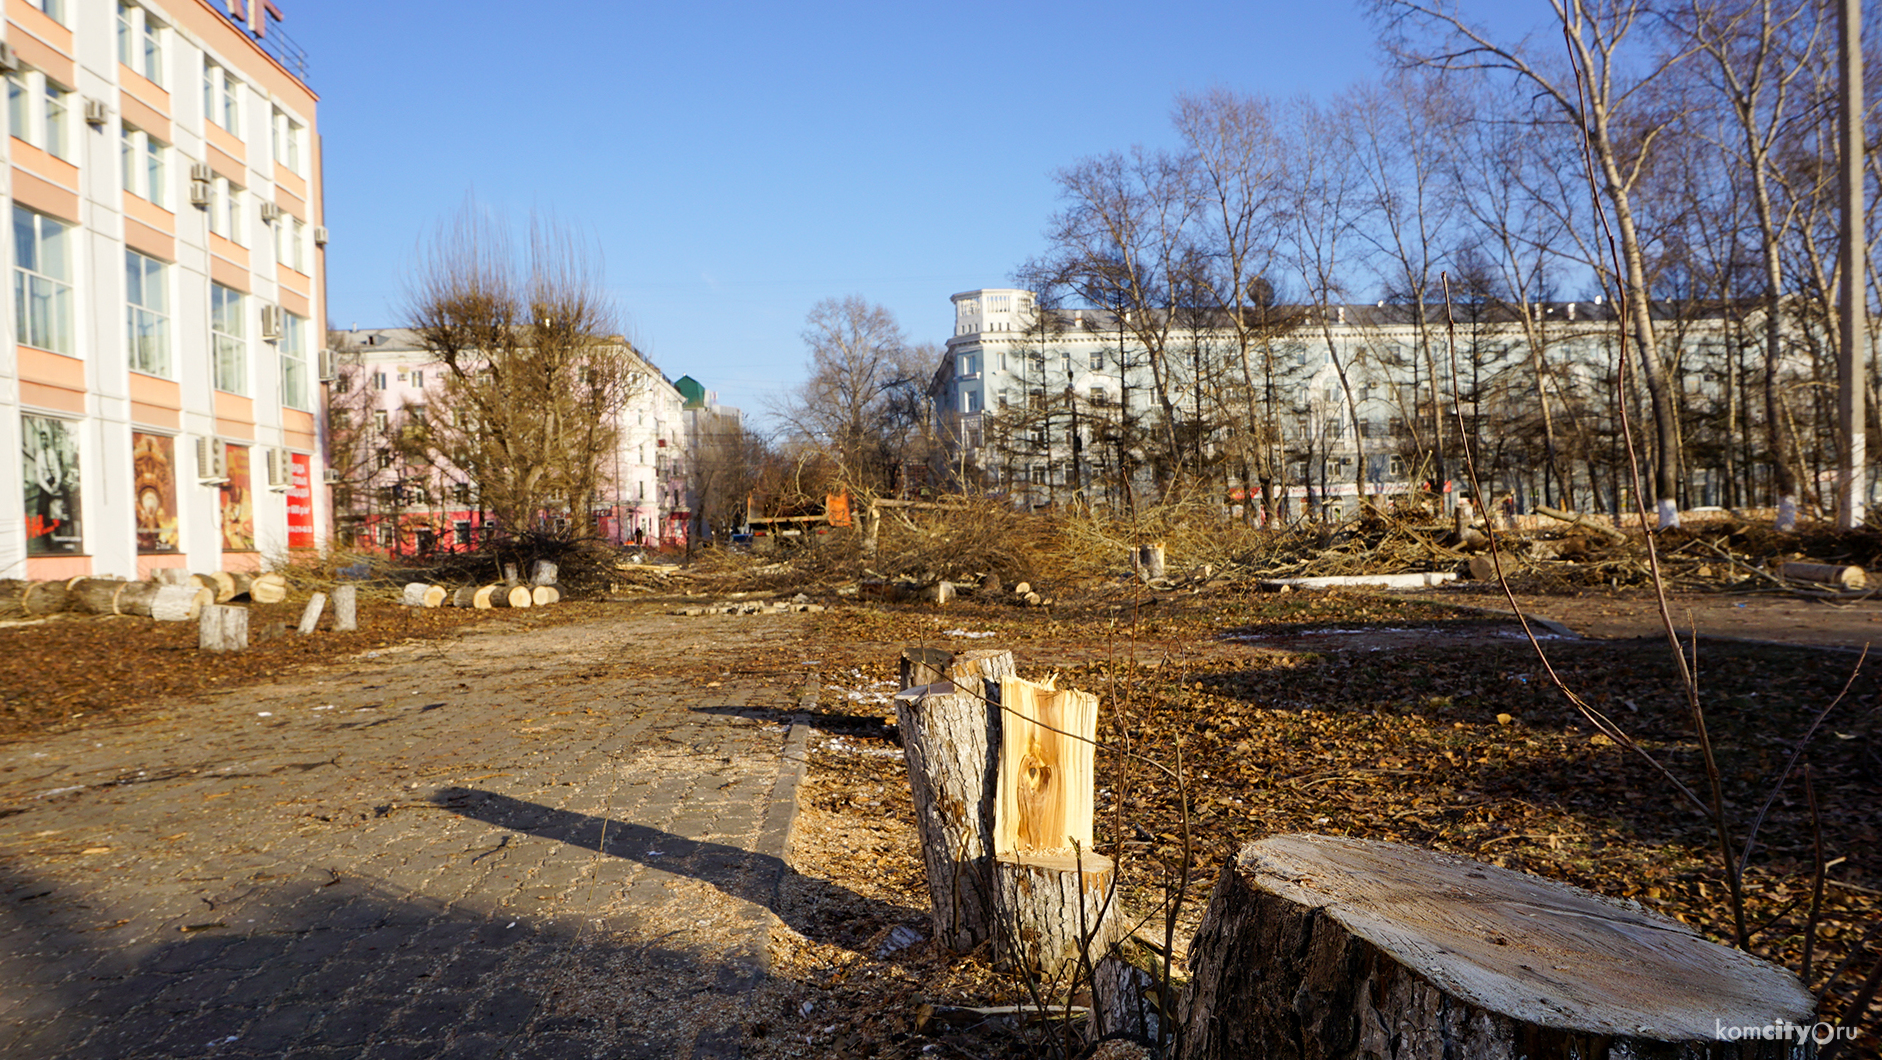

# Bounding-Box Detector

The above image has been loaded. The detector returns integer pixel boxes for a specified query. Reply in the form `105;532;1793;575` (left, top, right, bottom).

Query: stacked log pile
1;577;211;621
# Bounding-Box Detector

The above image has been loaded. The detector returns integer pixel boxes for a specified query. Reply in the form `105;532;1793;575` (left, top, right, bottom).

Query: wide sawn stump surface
1182;834;1816;1060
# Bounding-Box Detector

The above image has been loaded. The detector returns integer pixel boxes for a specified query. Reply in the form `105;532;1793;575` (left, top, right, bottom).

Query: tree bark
488;584;531;608
199;604;249;652
0;580;72;618
192;571;238;603
991;851;1117;981
66;578;134;615
401;582;447;607
530;559;558;586
1180;834;1815;1060
333;584;358;632
149;584;209;622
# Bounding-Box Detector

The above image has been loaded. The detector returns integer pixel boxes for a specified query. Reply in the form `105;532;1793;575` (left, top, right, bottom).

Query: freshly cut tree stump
1780;561;1867;590
247;572;288;604
401;582;447;608
488;584;531;608
333;584;358;632
297;592;327;635
199;604;249;652
0;580;72;618
531;584;560;606
1180;834;1817;1060
893;648;1017;952
1135;542;1166;581
149;584;209;622
67;577;132;615
992;851;1116;981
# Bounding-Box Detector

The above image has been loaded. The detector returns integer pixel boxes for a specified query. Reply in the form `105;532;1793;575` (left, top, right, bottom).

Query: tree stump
1180;834;1817;1060
893;648;1016;952
530;560;558;586
149;584;209;622
333;584;358;632
991;674;1113;978
899;646;954;691
401;582;447;608
199;604;249;652
1135;542;1166;581
297;592;327;635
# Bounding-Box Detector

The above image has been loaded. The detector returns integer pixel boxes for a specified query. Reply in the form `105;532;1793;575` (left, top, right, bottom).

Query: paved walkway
0;611;816;1059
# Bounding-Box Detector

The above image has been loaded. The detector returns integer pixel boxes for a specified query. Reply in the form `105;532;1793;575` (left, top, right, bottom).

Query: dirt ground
2;584;1877;1059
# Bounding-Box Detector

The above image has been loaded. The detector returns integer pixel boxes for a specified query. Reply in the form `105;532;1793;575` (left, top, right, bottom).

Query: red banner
287;452;314;548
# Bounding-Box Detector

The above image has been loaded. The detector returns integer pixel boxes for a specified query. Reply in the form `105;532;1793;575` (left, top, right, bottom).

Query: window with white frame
271;107;303;175
7;70;72;160
126;250;169;376
202;60;238;134
14;206;72;354
210;176;243;244
116;3;163;85
210;283;245;394
964;389;981;414
276;215;305;273
957;352;978;378
120;126;167;207
280;311;308;410
22;0;63;24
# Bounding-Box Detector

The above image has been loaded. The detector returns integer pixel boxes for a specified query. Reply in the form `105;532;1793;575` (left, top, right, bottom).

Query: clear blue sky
296;1;1529;430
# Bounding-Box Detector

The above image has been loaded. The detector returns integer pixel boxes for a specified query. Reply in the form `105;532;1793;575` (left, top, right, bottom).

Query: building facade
0;0;324;579
326;328;690;554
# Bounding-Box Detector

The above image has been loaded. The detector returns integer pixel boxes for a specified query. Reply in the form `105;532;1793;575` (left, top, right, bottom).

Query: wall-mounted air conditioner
188;181;211;208
0;42;18;72
260;304;284;341
196;436;228;483
189;162;213;182
264;447;292;490
322;468;343;485
312;225;328;246
83;98;107;125
318;348;337;382
259;202;283;224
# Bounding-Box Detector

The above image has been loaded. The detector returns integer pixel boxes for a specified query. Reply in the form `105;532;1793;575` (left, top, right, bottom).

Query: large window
116;3;163;84
14;206;72;354
209;176;243;244
280;311;309;410
202;61;238;134
271;108;303;175
7;70;71;161
120;126;167;208
211;283;245;394
276;215;305;274
126;250;169;376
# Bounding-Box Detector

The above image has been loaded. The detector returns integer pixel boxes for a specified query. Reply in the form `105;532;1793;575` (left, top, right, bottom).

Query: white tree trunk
149;584;209;622
333;584;358;632
297;592;327;635
199;604;249;652
530;559;558;586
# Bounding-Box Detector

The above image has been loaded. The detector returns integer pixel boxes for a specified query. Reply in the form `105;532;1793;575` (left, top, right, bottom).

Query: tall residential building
1;0;324;579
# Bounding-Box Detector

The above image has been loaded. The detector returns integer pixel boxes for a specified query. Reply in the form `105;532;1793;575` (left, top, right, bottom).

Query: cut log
66;577;133;615
472;585;500;609
1779;561;1867;590
1179;834;1816;1060
400;582;447;608
991;851;1117;981
226;572;254;600
149;584;210;622
450;585;481;608
530;584;560;606
530;559;558;586
191;571;237;603
105;581;162;617
248;571;289;605
297;592;327;635
0;580;72;618
1535;504;1628;542
333;584;358;632
489;584;531;608
893;649;1018;952
199;604;249;652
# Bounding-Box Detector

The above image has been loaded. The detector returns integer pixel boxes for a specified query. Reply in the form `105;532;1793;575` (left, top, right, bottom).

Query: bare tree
403;204;643;539
779;296;937;498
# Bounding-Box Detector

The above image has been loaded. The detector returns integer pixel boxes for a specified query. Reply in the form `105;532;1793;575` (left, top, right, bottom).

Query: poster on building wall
23;415;82;555
287;452;314;548
220;444;255;551
132;431;179;553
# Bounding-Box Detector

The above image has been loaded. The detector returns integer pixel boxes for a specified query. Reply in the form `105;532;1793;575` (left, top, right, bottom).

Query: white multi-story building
327;328;689;552
0;0;324;579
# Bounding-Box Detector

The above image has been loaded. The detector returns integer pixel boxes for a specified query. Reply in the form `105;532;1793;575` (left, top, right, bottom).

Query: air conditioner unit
189;162;213;182
260;304;284;341
259;202;283;223
264;447;292;490
318;348;337;382
322;468;343;485
0;42;18;73
312;225;328;246
188;181;211;208
195;436;228;483
83;98;108;125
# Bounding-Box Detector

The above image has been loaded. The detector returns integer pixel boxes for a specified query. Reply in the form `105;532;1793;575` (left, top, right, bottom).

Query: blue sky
296;1;1530;429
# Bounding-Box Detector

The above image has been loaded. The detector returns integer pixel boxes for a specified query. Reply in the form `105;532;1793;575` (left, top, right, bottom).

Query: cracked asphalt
0;610;818;1060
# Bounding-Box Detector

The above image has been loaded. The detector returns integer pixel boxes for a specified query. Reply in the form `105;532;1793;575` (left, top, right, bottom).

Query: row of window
13;205;310;408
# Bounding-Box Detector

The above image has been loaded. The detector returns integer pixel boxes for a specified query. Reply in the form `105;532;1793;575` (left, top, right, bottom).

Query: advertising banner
287;452;314;548
22;414;82;555
220;444;255;551
132;431;179;553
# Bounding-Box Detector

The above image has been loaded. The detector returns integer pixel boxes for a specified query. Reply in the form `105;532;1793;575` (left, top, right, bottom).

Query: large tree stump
199;604;248;652
1180;834;1817;1060
893;648;1016;952
991;674;1114;978
1135;542;1166;581
333;584;358;632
